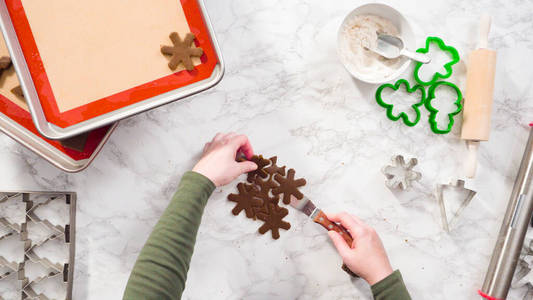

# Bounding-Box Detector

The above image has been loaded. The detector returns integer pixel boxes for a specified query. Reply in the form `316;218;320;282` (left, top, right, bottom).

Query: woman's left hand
192;133;258;187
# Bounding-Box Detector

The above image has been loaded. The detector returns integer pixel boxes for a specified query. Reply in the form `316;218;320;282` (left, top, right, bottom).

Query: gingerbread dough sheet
0;36;27;111
20;0;201;113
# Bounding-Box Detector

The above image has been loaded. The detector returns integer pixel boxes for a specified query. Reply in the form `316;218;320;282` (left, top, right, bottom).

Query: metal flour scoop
370;33;431;64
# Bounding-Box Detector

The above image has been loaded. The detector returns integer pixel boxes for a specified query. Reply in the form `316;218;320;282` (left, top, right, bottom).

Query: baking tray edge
0;112;117;173
0;0;225;140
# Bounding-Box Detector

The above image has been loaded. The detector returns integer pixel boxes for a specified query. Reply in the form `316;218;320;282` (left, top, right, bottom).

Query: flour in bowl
338;14;405;81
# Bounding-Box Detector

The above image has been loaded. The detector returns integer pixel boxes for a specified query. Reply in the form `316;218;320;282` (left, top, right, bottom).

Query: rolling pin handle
466;141;480;178
478;14;491;49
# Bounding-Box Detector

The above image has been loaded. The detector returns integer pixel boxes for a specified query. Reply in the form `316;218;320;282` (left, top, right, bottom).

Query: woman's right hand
327;212;394;286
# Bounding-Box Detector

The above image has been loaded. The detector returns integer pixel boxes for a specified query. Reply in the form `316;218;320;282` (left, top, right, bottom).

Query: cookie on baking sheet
161;32;203;71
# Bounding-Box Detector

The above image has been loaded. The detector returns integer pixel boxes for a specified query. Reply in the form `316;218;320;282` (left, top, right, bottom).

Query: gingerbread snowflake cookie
161;32;203;71
227;155;306;240
257;204;291;240
246;155;270;183
272;169;306;205
228;183;262;219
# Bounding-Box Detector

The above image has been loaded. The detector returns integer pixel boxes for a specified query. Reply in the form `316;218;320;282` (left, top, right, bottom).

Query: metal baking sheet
0;35;115;173
0;112;116;173
0;0;224;140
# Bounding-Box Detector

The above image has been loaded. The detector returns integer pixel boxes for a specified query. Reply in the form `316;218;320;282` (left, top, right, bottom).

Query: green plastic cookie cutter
413;37;460;86
375;79;426;127
425;81;463;134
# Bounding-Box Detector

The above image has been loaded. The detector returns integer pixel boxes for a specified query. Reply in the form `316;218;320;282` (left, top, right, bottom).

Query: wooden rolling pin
461;15;497;178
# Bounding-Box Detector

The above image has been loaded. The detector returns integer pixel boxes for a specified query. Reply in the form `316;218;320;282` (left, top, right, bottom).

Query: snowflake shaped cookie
161;32;203;71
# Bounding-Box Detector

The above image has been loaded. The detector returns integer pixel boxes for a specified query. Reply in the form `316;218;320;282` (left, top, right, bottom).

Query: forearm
371;270;411;300
123;171;215;300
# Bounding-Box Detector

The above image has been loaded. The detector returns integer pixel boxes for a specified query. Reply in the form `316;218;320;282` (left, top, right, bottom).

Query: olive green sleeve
123;171;215;300
371;270;411;300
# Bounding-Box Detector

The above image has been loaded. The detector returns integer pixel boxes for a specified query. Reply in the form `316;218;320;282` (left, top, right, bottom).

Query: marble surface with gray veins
1;0;533;299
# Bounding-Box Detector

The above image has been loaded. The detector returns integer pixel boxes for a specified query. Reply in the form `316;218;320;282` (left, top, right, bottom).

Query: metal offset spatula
290;195;359;278
370;33;431;64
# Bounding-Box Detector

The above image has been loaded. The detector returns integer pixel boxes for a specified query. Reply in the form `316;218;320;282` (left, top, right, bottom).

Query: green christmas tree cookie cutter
425;81;463;134
375;79;426;127
413;37;460;86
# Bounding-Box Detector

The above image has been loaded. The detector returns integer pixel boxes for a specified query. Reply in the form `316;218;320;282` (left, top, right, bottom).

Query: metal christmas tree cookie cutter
435;179;476;232
0;191;76;300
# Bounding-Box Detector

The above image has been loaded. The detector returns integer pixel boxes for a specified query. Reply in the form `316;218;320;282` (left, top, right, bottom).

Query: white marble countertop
2;0;533;299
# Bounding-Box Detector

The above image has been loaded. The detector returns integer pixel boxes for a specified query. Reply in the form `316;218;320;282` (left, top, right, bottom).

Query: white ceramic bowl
337;3;415;84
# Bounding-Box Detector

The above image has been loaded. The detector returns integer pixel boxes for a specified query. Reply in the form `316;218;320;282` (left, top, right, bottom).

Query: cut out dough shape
246;155;270;183
227;183;262;219
256;203;291;240
228;155;306;239
161;32;203;71
264;156;286;177
254;177;279;201
272;169;306;205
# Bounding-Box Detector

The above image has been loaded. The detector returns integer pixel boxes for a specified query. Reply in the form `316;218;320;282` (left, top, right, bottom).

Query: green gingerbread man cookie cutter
413;36;460;86
425;81;463;134
375;79;426;127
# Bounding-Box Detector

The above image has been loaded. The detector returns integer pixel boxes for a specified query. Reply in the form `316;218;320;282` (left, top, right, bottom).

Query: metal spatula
370;33;431;64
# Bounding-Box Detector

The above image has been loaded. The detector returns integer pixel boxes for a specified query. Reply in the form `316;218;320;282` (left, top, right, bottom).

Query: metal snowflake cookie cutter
382;155;422;190
436;179;476;232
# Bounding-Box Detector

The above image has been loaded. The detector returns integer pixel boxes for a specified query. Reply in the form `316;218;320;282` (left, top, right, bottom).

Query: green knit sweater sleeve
371;270;411;300
123;171;215;300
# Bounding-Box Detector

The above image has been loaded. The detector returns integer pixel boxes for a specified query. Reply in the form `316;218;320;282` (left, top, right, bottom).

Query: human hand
192;133;258;187
327;212;393;286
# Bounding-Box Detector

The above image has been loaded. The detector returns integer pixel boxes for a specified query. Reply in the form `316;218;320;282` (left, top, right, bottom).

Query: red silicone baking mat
4;0;219;128
0;95;112;161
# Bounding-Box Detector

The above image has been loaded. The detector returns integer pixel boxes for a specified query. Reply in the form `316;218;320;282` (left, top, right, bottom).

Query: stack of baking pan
0;0;224;172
